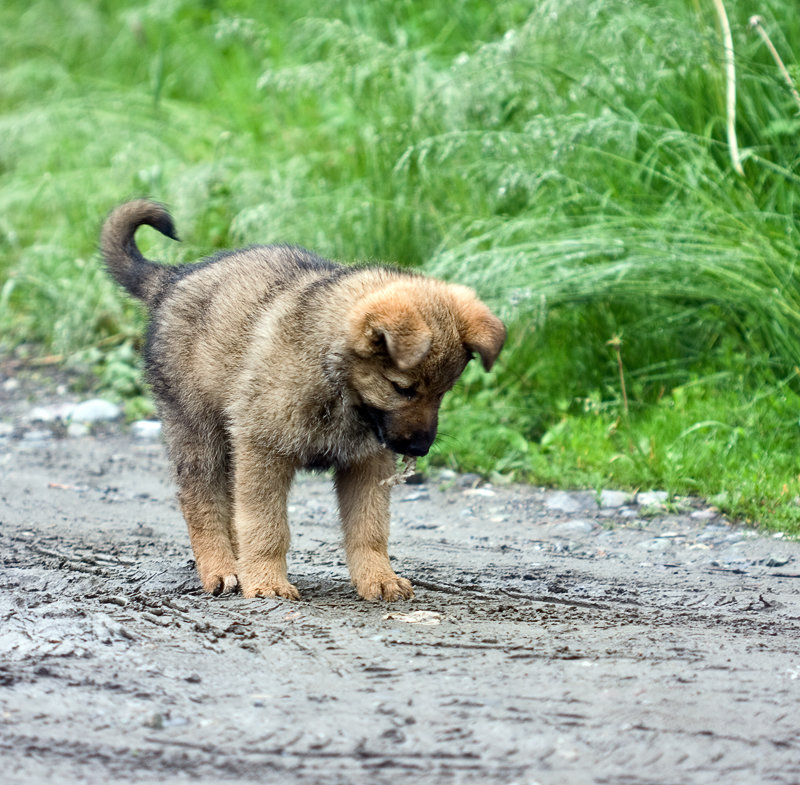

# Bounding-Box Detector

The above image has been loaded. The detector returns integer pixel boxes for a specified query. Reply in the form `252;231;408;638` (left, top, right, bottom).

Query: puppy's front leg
233;450;299;600
335;451;414;601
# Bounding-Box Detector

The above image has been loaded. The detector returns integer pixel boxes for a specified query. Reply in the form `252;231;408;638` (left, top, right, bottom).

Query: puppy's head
346;280;506;457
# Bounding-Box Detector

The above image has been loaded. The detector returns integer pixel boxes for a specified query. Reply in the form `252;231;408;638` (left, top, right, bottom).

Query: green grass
2;0;800;532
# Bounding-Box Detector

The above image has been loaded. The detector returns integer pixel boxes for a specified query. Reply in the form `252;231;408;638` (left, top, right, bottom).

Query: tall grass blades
2;0;800;528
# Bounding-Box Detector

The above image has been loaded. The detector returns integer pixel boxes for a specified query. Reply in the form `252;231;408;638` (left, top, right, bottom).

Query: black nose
403;430;436;457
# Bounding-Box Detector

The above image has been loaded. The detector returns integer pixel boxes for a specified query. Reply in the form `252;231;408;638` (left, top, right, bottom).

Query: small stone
462;487;496;498
28;403;73;423
690;509;717;521
550;519;594;536
765;556;791;568
638;538;671;551
163;715;189;728
437;469;458;481
545;490;596;513
458;473;482;488
710;530;742;544
93;614;136;642
70;398;121;423
0;422;13;438
400;489;430;502
144;713;164;729
21;429;52;442
3;378;19;392
599;489;632;508
383;610;442;625
66;422;90;438
637;490;668;507
698;525;728;541
131;420;162;440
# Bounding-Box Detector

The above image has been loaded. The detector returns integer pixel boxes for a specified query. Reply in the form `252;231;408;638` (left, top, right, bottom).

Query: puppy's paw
198;560;240;596
241;579;301;601
354;573;414;602
203;573;240;596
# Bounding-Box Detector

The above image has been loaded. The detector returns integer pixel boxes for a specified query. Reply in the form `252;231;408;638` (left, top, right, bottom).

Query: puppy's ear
348;286;432;370
449;285;506;371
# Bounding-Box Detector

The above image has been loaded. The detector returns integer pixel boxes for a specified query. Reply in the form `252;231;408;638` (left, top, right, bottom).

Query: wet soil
2;389;800;783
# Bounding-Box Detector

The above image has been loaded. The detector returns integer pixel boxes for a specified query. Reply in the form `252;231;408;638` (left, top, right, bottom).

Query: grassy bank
2;0;800;531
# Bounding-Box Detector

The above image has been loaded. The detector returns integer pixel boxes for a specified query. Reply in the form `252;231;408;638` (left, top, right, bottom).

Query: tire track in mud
2;434;800;784
1;729;521;784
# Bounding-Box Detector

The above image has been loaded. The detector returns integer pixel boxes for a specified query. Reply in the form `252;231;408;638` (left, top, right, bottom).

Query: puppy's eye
391;381;417;399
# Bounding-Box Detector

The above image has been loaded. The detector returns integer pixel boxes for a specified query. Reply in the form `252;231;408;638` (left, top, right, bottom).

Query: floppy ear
449;285;506;371
348;286;433;370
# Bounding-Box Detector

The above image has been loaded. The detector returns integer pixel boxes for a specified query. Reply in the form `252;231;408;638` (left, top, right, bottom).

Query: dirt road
2;415;800;784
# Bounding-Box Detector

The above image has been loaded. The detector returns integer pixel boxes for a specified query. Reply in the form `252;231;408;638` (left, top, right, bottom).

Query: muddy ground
2;391;800;784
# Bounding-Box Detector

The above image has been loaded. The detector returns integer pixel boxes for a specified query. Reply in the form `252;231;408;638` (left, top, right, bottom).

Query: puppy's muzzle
358;403;436;457
390;429;436;458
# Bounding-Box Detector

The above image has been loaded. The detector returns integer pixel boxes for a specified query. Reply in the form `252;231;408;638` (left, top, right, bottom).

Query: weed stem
748;16;800;114
607;335;629;417
712;0;744;175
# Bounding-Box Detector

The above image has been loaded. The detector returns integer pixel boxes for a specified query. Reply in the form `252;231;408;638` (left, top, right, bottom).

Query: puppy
101;200;505;601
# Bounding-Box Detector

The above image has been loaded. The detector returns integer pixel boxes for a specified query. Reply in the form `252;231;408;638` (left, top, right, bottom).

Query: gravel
1;381;799;785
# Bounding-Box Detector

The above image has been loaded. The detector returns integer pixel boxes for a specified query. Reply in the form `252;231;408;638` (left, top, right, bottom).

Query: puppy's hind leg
335;451;414;602
165;416;239;595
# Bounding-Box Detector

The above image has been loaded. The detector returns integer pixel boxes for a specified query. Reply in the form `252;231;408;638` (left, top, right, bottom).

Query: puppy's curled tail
100;199;179;306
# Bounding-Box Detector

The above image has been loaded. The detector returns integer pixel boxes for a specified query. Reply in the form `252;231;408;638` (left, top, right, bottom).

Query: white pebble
690;509;717;521
545;490;595;513
28;403;74;423
66;422;90;438
131;420;162;440
599;489;632;508
637;490;668;506
70;399;122;423
22;429;52;442
462;487;496;497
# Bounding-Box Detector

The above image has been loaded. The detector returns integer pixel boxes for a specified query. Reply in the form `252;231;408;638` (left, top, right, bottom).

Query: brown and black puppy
101;200;505;601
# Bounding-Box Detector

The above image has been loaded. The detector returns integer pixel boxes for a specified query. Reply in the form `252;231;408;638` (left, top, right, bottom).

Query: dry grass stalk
712;0;744;175
749;15;800;114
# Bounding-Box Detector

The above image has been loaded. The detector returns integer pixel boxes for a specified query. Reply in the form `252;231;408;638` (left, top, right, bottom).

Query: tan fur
101;199;506;601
